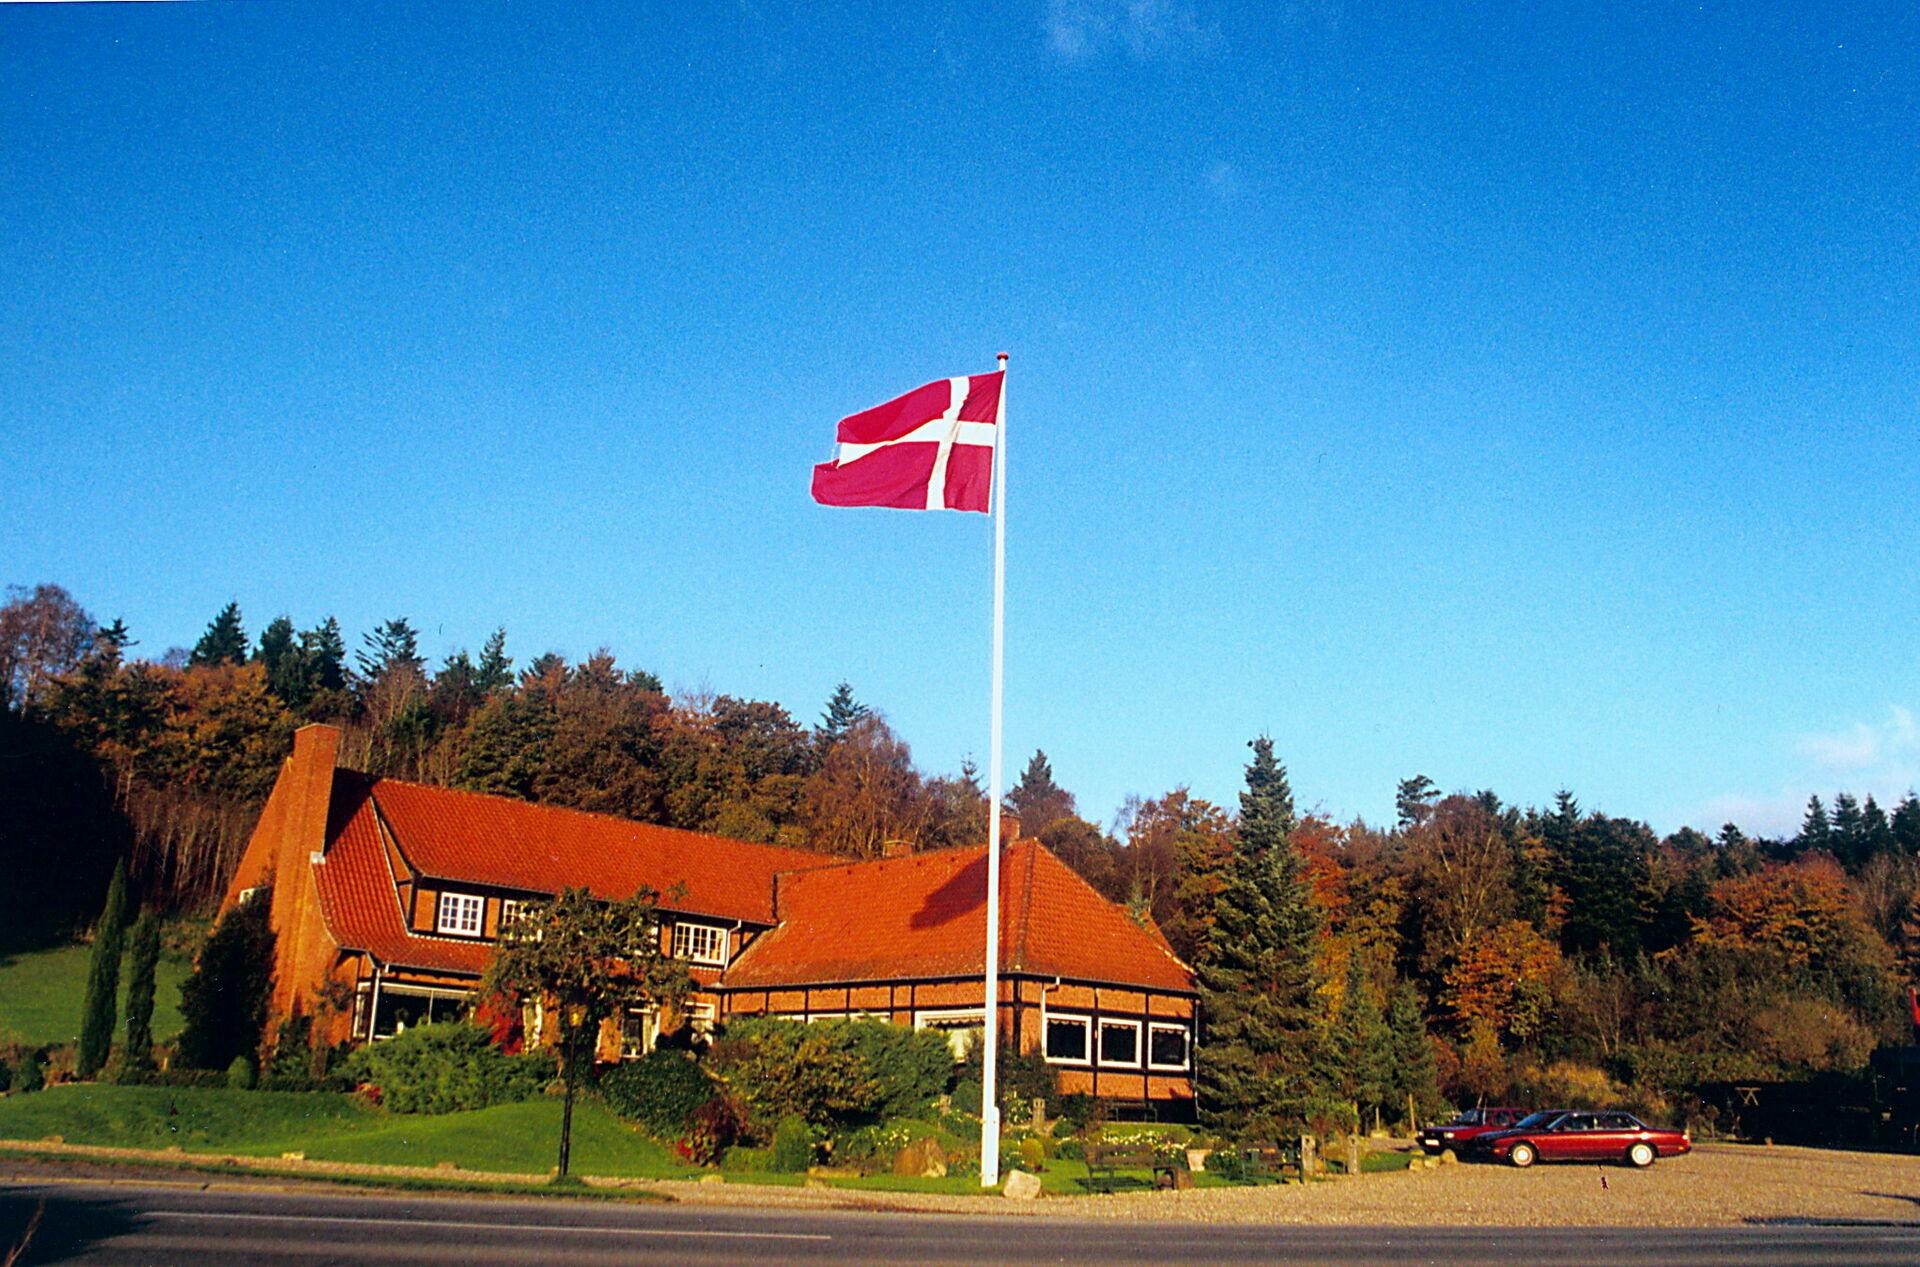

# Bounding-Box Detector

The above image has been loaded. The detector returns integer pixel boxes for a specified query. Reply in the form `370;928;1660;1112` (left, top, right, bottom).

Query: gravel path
12;1140;1920;1226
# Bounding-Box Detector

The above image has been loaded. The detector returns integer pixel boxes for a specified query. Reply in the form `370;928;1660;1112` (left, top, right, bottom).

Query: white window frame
1146;1022;1192;1072
498;899;526;933
1098;1018;1143;1068
436;891;483;937
620;1007;658;1060
684;1001;718;1042
914;1008;986;1059
670;921;729;966
1043;1013;1093;1066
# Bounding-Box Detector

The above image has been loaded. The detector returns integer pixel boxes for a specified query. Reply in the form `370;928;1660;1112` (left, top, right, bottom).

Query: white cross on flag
810;371;1004;513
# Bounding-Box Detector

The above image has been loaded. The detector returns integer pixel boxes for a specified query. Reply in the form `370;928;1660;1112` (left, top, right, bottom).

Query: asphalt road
6;1179;1920;1265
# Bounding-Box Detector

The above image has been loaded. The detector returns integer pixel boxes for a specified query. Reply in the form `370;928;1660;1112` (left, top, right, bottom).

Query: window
1147;1023;1190;1071
436;892;483;936
621;1008;658;1059
1044;1014;1091;1065
1098;1019;1141;1067
671;921;728;966
371;986;470;1039
499;899;526;933
915;1009;985;1059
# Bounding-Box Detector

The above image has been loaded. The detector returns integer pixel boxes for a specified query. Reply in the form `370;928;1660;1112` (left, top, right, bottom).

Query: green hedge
339;1022;550;1114
598;1050;717;1139
707;1018;954;1136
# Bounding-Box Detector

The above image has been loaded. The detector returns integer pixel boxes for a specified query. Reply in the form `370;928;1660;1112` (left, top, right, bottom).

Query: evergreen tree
1799;795;1832;854
300;618;347;692
1196;737;1321;1137
1005;749;1076;836
1831;792;1865;868
76;858;132;1077
1385;980;1441;1125
1893;795;1920;856
176;892;277;1071
95;618;134;661
1333;951;1392;1125
356;617;424;681
188;602;248;667
815;681;871;747
122;910;161;1073
475;627;513;694
1718;822;1748;850
1395;775;1438;829
254;616;308;706
1863;795;1896;864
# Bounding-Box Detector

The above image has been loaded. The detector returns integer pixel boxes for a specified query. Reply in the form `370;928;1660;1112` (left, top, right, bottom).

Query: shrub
674;1096;741;1167
177;892;276;1071
226;1055;256;1089
949;1078;983;1117
599;1050;717;1139
1207;1147;1248;1181
768;1115;817;1172
1018;1135;1047;1171
1056;1091;1096;1133
706;1018;871;1136
832;1021;954;1120
0;1056;10;1093
15;1053;45;1094
339;1022;550;1114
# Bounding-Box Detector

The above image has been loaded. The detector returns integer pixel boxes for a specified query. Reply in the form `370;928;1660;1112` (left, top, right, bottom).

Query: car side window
1566;1114;1597;1131
1602;1113;1637;1129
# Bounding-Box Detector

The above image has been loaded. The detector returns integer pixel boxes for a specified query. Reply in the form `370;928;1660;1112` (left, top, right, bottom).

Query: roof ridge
771;842;986;881
363;771;824;862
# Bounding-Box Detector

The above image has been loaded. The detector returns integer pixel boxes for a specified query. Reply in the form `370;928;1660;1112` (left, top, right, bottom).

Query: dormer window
670;921;727;966
436;892;483;936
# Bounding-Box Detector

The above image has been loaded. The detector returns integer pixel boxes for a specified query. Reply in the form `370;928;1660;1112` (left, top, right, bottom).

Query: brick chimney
266;723;339;1020
999;812;1022;844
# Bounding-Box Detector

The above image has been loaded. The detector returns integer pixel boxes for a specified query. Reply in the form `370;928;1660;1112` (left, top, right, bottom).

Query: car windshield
1448;1110;1487;1126
1513;1111;1564;1130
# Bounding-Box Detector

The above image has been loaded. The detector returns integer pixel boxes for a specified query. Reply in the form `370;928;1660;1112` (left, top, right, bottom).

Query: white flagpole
980;351;1008;1189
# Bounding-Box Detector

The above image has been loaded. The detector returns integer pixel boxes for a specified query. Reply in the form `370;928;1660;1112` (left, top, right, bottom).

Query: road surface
6;1179;1920;1264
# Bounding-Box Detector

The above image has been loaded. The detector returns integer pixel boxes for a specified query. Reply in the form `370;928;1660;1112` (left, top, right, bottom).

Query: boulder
1438;1148;1458;1166
1003;1168;1044;1200
892;1136;949;1178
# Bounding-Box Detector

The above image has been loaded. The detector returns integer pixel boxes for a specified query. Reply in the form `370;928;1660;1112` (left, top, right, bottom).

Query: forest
5;579;1918;1125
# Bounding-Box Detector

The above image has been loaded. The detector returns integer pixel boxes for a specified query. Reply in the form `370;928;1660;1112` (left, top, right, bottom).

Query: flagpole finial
997;352;1008;365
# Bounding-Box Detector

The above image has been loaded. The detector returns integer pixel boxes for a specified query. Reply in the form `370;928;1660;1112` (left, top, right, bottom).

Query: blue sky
4;1;1916;838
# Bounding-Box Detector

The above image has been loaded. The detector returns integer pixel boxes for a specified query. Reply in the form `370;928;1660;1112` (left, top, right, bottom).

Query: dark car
1468;1109;1692;1168
1417;1107;1529;1154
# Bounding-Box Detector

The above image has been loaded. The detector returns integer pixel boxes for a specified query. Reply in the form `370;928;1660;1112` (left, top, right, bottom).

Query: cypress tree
1196;737;1324;1138
177;891;277;1071
76;858;132;1077
122;911;162;1073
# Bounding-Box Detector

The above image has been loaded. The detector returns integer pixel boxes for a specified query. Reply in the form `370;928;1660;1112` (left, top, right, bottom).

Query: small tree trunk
557;1023;577;1178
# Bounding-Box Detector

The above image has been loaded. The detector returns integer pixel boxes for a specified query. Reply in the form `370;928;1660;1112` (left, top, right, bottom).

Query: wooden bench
1082;1144;1185;1192
1238;1141;1305;1184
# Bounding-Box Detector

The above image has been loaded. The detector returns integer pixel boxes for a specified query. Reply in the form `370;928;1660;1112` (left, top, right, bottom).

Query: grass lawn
0;942;190;1047
0;1085;696;1179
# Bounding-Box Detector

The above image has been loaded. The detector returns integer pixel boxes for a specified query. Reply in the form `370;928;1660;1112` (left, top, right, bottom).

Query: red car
1417;1107;1529;1154
1468;1109;1692;1168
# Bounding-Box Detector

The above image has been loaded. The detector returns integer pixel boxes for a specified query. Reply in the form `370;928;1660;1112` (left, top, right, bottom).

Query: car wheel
1627;1142;1655;1168
1508;1142;1536;1168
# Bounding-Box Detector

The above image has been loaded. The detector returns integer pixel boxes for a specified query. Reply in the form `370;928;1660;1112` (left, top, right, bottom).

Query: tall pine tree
1005;750;1076;836
815;681;871;747
1333;951;1392;1128
1196;737;1324;1138
475;628;513;695
1385;980;1442;1126
1799;795;1832;853
188;602;248;667
76;858;132;1077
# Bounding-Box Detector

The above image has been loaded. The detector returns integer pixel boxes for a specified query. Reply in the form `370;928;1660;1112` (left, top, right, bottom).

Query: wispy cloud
1796;705;1919;773
1044;0;1222;63
1203;159;1240;200
1688;705;1920;838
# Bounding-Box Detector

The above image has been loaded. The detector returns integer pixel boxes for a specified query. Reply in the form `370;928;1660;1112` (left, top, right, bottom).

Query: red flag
811;371;1003;513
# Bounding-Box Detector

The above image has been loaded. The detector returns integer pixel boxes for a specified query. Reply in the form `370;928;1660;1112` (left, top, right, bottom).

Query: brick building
222;724;1198;1112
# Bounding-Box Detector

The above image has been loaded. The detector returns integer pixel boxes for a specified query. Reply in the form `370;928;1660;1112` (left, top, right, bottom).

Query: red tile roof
721;841;1194;992
313;776;494;976
365;777;824;924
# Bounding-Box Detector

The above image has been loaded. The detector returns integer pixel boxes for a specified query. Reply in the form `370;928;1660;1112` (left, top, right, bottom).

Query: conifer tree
1005;749;1076;835
1832;792;1865;868
1385;980;1441;1125
1334;951;1392;1126
1800;795;1832;854
1863;795;1896;864
76;858;131;1077
1395;775;1438;829
121;910;161;1073
177;892;276;1071
815;681;871;747
1893;794;1920;856
1196;737;1324;1138
475;627;513;694
356;617;424;681
188;602;248;667
300;617;348;692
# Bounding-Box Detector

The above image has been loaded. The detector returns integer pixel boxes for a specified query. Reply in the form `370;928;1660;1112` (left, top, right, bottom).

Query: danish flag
810;371;1004;513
